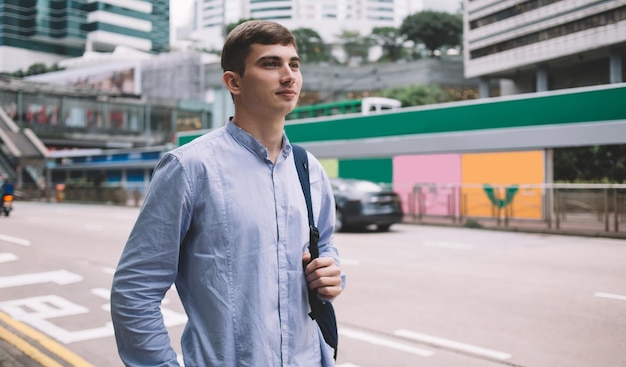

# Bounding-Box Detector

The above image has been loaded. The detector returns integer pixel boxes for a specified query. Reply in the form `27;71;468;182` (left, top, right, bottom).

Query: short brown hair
221;20;297;76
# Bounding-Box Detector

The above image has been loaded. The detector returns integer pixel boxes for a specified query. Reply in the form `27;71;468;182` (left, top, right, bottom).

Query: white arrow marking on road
595;292;626;301
0;253;18;263
422;240;473;250
340;327;433;357
0;234;31;247
395;329;511;360
0;270;83;288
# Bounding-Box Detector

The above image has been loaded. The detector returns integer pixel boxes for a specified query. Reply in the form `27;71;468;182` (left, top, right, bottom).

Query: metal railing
404;183;626;237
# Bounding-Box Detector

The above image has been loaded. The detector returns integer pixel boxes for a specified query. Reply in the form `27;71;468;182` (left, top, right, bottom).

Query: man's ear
223;71;240;94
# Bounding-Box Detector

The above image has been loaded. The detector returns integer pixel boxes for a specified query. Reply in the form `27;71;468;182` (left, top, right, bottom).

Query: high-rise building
463;0;626;96
188;0;403;51
0;0;170;73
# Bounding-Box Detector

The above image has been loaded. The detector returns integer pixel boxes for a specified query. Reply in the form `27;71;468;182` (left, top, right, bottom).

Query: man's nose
280;66;296;84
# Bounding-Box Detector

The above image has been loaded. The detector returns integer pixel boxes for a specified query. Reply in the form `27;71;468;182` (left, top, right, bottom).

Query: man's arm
110;154;191;366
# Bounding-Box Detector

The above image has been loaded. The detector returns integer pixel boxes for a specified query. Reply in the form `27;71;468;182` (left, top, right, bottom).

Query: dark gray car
330;178;404;232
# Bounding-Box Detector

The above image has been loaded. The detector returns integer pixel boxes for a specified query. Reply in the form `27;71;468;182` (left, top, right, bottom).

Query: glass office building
0;0;170;73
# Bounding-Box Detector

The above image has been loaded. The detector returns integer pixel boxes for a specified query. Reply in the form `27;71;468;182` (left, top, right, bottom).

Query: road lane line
422;240;473;250
339;327;433;357
395;329;511;360
0;252;18;263
0;234;31;246
594;292;626;301
0;311;95;367
0;324;64;367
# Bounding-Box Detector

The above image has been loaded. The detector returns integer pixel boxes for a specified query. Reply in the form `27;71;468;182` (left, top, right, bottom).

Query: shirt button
282;325;288;331
281;284;287;290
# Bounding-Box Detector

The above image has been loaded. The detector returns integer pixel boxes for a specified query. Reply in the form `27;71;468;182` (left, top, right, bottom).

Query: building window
470;0;564;29
470;7;626;60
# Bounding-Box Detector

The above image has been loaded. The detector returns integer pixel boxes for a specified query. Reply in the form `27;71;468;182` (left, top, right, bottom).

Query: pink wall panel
393;154;462;215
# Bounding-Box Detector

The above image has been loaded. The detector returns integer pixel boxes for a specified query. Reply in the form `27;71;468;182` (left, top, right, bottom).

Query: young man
110;20;344;366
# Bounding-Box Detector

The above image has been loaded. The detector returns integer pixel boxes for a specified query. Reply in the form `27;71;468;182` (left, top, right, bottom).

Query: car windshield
332;179;383;193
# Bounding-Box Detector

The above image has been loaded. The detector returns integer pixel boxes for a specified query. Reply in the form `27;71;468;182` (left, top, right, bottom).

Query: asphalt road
0;202;624;367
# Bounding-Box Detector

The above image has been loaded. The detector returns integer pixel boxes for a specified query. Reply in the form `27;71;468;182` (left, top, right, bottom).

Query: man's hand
302;253;343;301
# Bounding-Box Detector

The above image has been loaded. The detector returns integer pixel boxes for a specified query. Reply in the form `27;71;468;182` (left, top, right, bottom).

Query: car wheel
377;224;391;232
335;209;343;232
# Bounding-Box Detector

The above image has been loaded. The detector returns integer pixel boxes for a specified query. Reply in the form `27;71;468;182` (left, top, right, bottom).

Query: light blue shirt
111;120;341;366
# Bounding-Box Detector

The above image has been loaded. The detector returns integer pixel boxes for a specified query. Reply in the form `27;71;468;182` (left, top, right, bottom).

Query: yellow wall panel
461;151;545;219
320;159;339;178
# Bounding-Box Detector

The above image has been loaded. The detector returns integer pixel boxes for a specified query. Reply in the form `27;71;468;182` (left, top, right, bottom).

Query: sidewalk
404;213;626;239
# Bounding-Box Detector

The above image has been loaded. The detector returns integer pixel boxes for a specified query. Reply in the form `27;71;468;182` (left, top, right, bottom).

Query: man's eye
264;61;278;67
290;62;300;69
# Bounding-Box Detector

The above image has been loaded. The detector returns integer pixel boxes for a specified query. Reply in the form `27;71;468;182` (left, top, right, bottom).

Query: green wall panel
338;158;393;184
284;85;626;143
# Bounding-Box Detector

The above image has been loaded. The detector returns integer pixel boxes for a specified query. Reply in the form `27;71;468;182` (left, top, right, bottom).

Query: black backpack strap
292;144;338;360
292;144;320;259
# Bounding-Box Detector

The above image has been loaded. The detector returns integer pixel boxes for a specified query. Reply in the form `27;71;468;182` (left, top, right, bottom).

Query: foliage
463;219;483;229
11;62;64;77
292;28;331;63
381;84;452;107
554;144;626;183
370;27;406;62
336;30;373;64
400;11;463;54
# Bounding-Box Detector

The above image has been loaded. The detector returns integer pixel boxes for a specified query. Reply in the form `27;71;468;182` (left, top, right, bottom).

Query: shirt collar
226;118;292;162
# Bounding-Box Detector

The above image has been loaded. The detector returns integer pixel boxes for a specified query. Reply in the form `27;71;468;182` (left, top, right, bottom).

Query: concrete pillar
610;49;623;84
478;78;490;98
536;66;548;92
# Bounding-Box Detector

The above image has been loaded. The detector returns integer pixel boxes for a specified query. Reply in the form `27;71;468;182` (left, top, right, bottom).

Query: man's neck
231;115;285;163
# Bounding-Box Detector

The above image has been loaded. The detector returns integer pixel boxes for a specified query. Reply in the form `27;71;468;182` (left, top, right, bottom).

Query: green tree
554;144;626;183
381;84;452;107
336;30;372;65
291;28;330;63
10;62;65;77
370;26;406;62
400;11;462;55
26;63;48;76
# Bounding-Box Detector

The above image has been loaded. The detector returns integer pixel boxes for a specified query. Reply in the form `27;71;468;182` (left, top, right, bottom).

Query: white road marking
340;327;433;357
395;329;511;360
595;292;626;301
0;294;112;344
91;288;110;300
0;234;31;246
0;252;18;263
0;270;82;288
422;240;473;250
103;267;116;275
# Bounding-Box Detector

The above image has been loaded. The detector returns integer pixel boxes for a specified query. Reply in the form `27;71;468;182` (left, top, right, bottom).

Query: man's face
235;43;302;118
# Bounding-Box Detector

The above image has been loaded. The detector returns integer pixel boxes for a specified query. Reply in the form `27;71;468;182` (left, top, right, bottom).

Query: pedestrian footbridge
0;106;48;188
